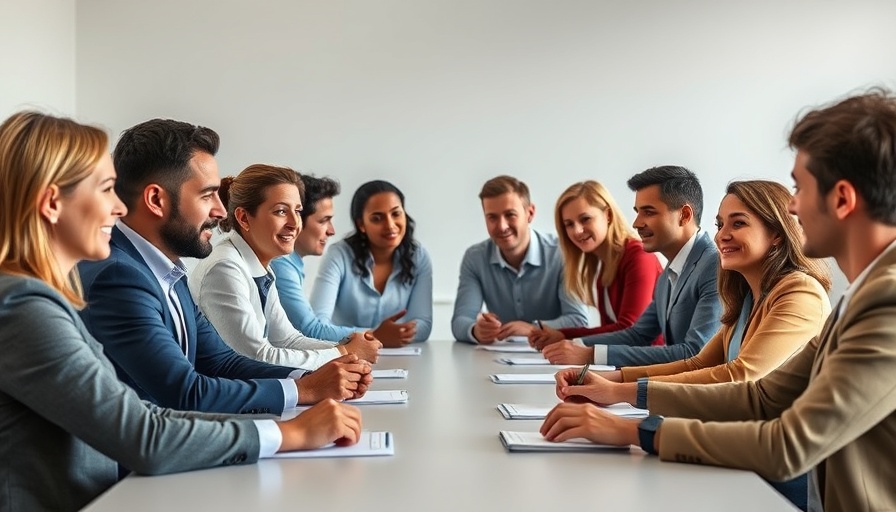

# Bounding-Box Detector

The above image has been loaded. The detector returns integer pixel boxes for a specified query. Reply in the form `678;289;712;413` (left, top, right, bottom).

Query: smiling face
358;192;406;252
53;152;128;271
295;197;335;257
631;184;688;261
482;192;534;260
238;183;303;267
715;193;778;282
159;151;227;259
560;196;610;255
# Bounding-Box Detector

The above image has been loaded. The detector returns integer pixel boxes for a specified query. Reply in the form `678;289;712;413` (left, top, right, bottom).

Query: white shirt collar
839;238;896;316
226;231;271;279
667;229;700;280
116;220;187;285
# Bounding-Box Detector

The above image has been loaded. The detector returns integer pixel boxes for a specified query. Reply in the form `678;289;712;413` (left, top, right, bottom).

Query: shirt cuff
253;419;283;458
593;344;608;365
281;377;301;408
636;377;649;409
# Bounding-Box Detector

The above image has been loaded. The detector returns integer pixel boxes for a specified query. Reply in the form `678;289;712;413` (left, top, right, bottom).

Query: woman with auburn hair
189;164;381;368
311;180;433;346
529;180;662;349
0;112;361;511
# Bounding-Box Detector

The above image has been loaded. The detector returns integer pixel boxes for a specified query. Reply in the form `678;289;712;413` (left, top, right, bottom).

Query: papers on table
499;431;627;452
347;389;408;404
495;358;615;371
497;402;649;420
371;368;408;379
476;344;538;353
495;335;529;343
273;431;394;458
379;346;422;356
490;373;555;384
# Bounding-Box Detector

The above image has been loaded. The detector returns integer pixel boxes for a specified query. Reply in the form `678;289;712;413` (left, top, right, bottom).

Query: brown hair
789;88;896;224
218;164;305;234
0;111;109;307
554;180;635;305
479;175;531;206
717;180;832;325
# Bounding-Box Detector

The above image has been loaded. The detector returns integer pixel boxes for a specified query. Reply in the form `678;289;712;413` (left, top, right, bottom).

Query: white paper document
371;369;408;379
379;346;422;356
346;389;408;404
495;335;529;343
495;358;615;371
499;431;627;452
476;344;538;353
273;431;394;458
497;402;649;420
490;373;555;384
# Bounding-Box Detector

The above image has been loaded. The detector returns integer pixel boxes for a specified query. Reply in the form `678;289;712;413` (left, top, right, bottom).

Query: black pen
575;364;591;385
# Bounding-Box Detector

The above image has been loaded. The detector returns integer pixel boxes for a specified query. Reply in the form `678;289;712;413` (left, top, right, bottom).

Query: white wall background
9;0;896;338
1;0;76;118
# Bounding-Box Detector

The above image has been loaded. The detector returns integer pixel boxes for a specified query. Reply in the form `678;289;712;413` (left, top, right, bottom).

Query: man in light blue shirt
452;175;589;343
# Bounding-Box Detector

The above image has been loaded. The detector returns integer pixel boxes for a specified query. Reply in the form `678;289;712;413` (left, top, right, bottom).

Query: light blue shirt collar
489;229;544;271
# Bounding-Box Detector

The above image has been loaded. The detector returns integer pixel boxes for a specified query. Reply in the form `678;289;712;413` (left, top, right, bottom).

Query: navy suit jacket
582;231;722;366
78;226;298;414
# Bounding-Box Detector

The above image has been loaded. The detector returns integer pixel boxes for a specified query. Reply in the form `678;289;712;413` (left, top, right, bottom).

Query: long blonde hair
555;180;634;306
0;111;108;307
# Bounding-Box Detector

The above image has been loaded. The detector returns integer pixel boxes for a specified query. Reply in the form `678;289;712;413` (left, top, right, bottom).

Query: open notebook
371;369;408;379
497;402;648;420
495;357;614;371
499;431;628;452
476;344;538;353
273;431;394;458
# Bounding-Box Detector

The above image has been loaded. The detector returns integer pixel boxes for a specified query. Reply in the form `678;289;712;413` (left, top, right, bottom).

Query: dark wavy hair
344;180;417;284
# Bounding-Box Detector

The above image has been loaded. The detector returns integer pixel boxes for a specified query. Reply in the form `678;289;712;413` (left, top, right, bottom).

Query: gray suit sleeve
0;288;261;475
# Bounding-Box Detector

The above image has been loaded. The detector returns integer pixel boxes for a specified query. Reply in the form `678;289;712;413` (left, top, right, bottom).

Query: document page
499;431;628;452
371;369;408;379
379;347;422;356
490;374;555;384
498;402;649;420
273;431;394;458
346;389;408;404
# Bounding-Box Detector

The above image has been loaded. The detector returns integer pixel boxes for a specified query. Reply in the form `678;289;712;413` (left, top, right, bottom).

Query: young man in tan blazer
541;89;896;512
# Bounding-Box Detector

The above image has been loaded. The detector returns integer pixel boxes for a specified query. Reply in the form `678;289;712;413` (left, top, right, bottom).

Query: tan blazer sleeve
650;274;896;482
624;273;829;385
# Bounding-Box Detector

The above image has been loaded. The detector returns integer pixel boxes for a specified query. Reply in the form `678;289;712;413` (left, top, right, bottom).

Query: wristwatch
638;415;664;455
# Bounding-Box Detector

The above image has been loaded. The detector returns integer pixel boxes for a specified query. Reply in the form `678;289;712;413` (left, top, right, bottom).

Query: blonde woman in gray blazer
0;112;362;511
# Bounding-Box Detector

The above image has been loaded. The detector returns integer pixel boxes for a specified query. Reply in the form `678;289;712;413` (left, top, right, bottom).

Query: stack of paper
499;431;627;452
476;344;538;353
379;346;422;356
273;431;394;458
371;369;408;379
490;373;555;384
346;389;408;404
497;402;649;420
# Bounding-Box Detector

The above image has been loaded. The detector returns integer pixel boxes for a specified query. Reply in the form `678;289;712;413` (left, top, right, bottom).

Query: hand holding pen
528;319;566;350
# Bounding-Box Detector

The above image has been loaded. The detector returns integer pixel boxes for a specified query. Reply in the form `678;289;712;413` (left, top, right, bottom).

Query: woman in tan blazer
597;180;831;386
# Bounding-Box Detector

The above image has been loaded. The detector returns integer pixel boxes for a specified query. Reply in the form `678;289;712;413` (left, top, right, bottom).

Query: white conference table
85;341;796;511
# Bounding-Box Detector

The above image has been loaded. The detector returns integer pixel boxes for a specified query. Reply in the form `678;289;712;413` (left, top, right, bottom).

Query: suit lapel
666;232;712;317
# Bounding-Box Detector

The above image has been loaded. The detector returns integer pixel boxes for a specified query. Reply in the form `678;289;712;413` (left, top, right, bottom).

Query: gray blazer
0;275;261;511
582;231;721;366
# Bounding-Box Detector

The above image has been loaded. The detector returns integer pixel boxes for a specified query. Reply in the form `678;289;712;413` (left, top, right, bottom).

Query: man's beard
160;202;219;259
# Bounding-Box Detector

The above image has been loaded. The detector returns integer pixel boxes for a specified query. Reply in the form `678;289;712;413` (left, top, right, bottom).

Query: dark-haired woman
311;180;433;345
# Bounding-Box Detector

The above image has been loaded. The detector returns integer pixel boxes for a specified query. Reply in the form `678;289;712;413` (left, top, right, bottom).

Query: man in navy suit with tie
79;119;371;415
540;166;722;367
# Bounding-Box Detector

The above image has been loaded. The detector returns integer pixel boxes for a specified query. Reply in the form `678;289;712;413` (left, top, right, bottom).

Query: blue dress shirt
309;240;433;342
271;253;359;342
450;229;589;342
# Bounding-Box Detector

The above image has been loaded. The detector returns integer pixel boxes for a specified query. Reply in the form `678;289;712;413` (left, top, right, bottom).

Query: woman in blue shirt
310;180;433;345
